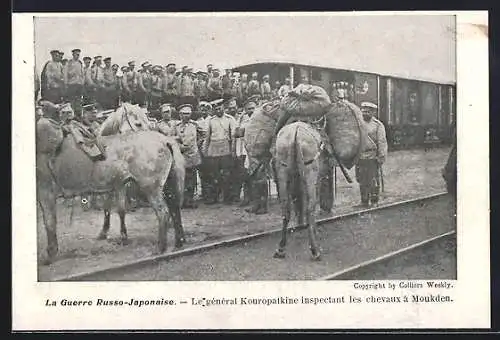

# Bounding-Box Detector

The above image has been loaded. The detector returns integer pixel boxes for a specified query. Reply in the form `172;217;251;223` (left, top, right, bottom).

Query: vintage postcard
12;11;489;330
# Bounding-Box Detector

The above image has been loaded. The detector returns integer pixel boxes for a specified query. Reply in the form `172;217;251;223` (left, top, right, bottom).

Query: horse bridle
119;104;139;134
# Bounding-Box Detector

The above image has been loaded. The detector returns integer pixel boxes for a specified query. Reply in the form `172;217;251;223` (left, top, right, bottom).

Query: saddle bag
244;102;283;158
279;84;331;119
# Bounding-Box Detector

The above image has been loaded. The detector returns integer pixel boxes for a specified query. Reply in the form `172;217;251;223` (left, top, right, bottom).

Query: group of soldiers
36;47;388;213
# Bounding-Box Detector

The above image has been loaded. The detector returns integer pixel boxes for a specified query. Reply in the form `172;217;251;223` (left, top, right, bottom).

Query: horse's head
119;103;151;133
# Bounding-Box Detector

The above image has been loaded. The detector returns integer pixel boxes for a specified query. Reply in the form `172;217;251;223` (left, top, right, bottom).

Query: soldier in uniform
91;56;105;109
101;57;118;109
156;103;178;137
222;69;232;98
82;56;95;105
150;65;164;114
162;63;179;106
271;81;281;99
234;95;258;206
206;64;214;78
194;71;209;102
260;74;272;100
207;69;223;101
247;72;261;97
125;61;138;105
137;61;152;108
63;48;84;119
356;102;388;207
202;99;236;204
120;66;131;103
196;101;213;202
278;77;292;98
41;50;65;104
179;66;196;107
175;104;205;208
238;73;249;105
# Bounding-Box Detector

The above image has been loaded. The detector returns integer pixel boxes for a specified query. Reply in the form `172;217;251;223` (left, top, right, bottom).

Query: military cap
223;96;238;105
210;98;224;107
82;103;97;111
360;102;378;110
177;103;193;112
206;63;213;68
152;65;161;71
59;102;73;112
128;61;136;66
83;56;91;61
141;61;151;68
212;69;221;74
198;101;212;110
104;57;112;62
121;65;129;71
160;103;174;112
94;55;102;60
186;67;193;73
166;63;176;68
175;71;182;76
50;50;59;55
244;94;260;106
58;51;65;56
71;49;81;53
263;74;270;80
252;72;258;77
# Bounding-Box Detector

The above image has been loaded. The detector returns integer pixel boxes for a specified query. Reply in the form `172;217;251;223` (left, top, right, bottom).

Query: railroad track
54;192;452;281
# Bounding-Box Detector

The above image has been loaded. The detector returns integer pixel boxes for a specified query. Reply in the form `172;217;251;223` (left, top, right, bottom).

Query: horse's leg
274;170;290;259
97;194;112;240
147;187;170;254
307;171;321;261
38;187;58;265
117;186;129;245
164;176;185;249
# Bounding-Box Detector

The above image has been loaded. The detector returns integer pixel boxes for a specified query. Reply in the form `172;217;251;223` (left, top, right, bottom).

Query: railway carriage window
312;69;322;81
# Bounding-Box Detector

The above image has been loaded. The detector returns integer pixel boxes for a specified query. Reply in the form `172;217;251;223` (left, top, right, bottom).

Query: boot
255;182;269;215
244;183;260;213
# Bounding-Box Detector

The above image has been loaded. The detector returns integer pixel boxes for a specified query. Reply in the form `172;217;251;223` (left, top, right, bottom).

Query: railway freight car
232;61;456;149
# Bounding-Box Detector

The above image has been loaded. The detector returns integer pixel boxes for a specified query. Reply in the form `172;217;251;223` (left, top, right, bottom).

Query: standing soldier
271;81;281;99
278;77;292;98
63;48;85;119
150;65;164;114
101;57;117;109
162;63;179;106
91;56;105;108
157;103;178;137
222;69;232;98
137;61;152;108
239;73;249;105
179;66;196;107
175;104;204;208
196;101;213;202
202;99;236;204
206;64;214;78
247;72;261;97
207;69;223;101
111;63;120;107
120;65;130;103
234;95;257;206
41;50;65;104
260;74;272;100
194;71;209;102
125;61;138;105
356;102;388;207
82;56;95;105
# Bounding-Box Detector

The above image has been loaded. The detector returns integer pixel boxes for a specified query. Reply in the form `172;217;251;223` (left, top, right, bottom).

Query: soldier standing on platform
137;61;152;108
82;56;95;105
163;63;179;106
112;64;121;107
260;74;272;100
41;50;65;104
63;48;84;119
125;61;138;105
102;57;117;109
222;69;232;98
91;56;105;108
175;104;204;209
202;99;236;204
247;72;261;97
206;64;214;78
120;66;130;103
194;71;209;102
207;69;223;101
150;65;164;114
356;102;388;207
179;66;196;107
239;73;249;104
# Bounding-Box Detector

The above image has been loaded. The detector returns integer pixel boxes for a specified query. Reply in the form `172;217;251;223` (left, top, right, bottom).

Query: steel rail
53;192;448;281
317;229;456;280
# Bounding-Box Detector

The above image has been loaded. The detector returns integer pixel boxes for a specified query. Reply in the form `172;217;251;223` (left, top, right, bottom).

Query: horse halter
119;104;139;134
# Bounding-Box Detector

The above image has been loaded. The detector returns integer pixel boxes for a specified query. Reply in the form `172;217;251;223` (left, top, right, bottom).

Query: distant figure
278;77;292;98
41;50;64;104
355;102;388;207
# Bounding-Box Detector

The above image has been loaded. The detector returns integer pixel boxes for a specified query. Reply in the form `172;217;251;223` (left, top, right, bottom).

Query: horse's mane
98;103;150;136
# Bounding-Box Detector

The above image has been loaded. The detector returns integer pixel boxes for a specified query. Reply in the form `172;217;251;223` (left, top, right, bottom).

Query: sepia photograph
33;14;458;282
12;11;490;330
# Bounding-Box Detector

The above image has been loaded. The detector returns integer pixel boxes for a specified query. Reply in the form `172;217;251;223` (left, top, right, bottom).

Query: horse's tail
162;136;185;205
293;124;309;204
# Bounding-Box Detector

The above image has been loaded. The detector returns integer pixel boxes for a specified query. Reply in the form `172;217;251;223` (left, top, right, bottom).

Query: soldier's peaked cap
128;61;136;66
121;66;129;71
177;103;193;112
141;61;151;67
198;101;212;109
50;50;59;55
361;102;378;110
71;49;81;53
160;103;173;112
244;95;260;106
83;56;91;61
94;55;102;60
104;57;112;62
166;63;176;68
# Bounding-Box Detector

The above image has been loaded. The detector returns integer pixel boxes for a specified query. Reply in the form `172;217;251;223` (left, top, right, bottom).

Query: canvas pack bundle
244;101;283;157
279;84;332;119
324;101;368;170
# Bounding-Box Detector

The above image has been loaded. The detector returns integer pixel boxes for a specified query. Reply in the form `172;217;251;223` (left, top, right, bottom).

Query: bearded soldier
356;102;388;207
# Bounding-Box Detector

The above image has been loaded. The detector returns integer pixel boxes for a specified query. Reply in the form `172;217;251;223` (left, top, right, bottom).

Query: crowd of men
36;48;388;214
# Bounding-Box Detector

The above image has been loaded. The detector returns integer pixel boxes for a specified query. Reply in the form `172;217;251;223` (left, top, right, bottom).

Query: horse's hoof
273;250;286;259
174;240;184;249
311;252;322;261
